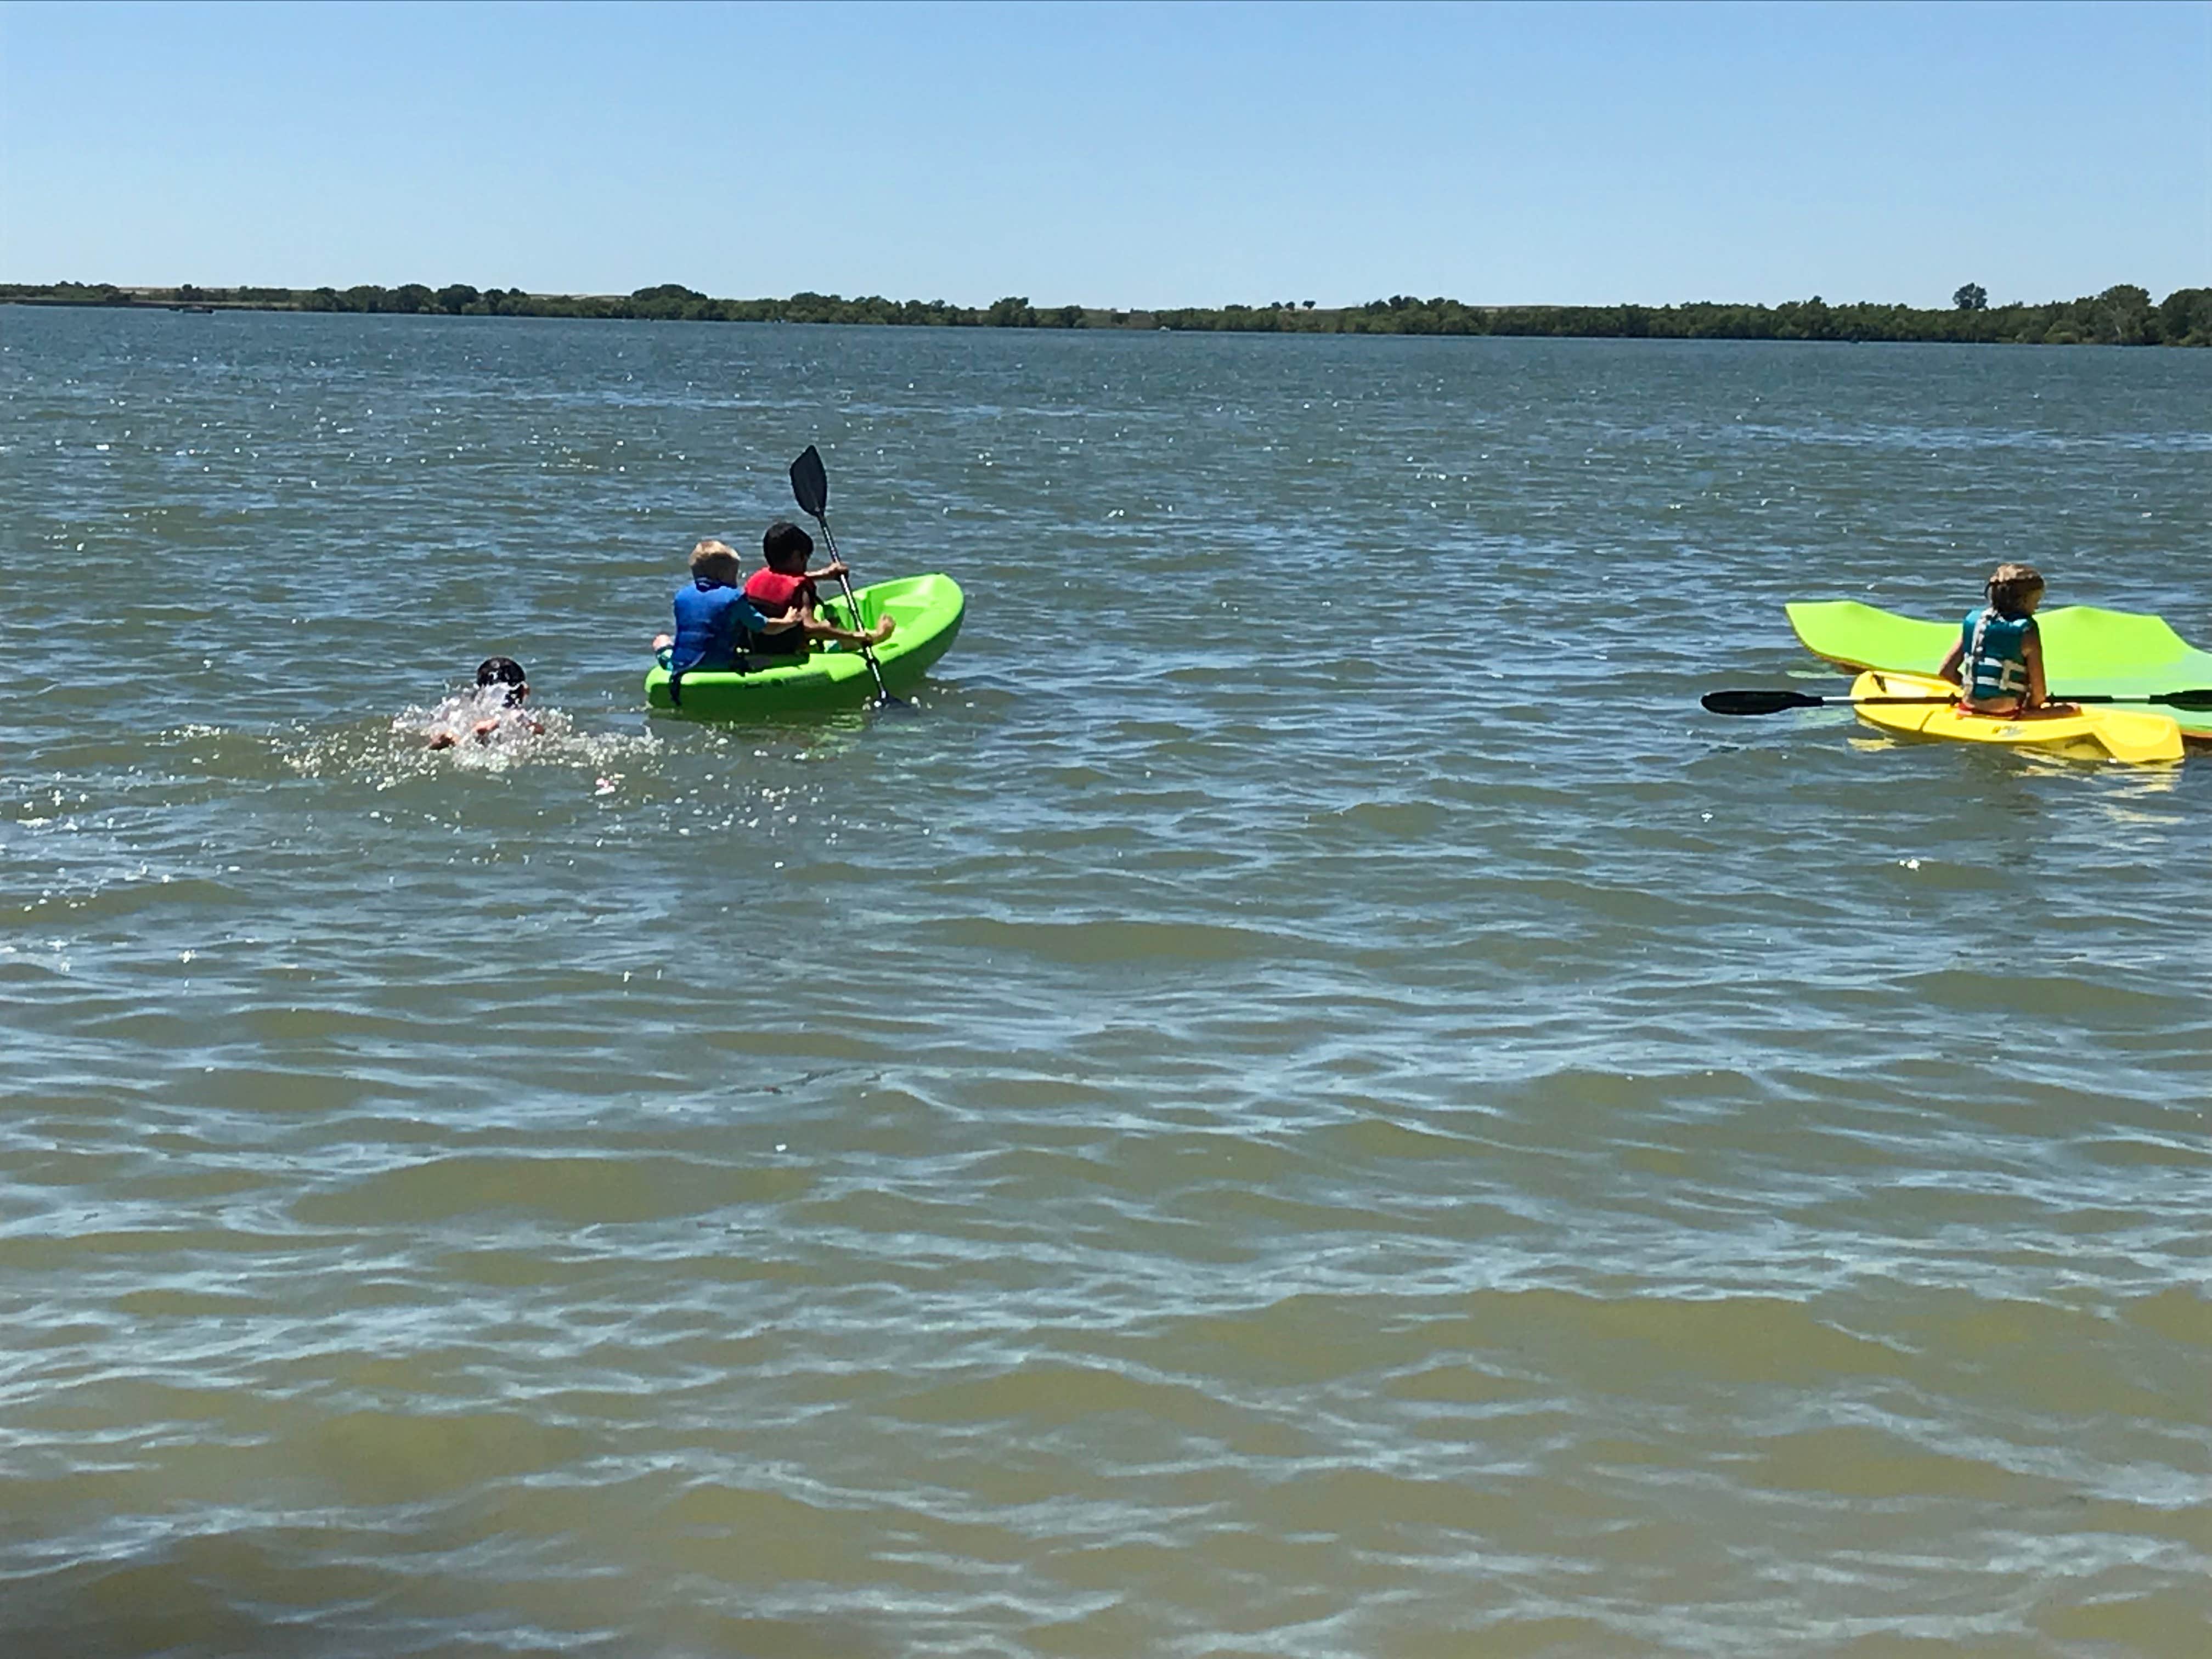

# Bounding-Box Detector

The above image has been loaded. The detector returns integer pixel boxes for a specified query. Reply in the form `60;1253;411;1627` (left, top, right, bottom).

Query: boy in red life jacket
741;519;895;659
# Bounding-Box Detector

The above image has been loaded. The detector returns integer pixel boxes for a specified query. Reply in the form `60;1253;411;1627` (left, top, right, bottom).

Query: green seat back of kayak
645;572;964;716
1786;600;2212;740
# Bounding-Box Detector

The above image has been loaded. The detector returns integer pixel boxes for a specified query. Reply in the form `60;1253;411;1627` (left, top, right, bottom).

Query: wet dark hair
762;520;814;568
1985;563;2045;620
476;656;528;705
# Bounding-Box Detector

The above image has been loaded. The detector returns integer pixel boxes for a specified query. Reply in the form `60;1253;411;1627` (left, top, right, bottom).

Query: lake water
2;306;2207;1657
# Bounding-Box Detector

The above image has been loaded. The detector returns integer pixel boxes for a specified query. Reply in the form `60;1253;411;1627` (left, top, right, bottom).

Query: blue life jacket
1959;607;2034;702
670;578;772;676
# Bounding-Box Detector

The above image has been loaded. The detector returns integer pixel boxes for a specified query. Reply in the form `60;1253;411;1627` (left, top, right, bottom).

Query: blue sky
2;1;2205;308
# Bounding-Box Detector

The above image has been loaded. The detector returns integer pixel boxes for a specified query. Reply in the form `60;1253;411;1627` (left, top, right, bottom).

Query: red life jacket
742;568;817;655
743;568;816;612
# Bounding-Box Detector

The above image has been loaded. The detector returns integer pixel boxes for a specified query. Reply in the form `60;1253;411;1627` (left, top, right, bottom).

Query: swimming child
738;520;895;659
657;539;805;678
426;656;548;749
1937;563;2069;715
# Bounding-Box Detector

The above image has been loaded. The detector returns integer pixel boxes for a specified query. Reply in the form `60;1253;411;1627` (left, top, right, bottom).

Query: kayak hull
1788;600;2212;743
644;573;964;716
1849;670;2183;764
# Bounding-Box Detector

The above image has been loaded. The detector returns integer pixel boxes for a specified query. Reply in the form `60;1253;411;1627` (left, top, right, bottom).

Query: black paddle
1703;686;2212;717
788;444;907;711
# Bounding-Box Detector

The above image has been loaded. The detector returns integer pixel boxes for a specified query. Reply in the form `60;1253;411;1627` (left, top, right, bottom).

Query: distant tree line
6;279;2208;346
1142;285;2210;346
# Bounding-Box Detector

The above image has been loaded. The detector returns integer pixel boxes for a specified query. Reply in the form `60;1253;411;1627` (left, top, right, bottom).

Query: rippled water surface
3;307;2208;1657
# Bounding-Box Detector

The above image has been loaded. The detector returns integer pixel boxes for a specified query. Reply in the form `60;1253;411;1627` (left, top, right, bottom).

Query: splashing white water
401;686;551;759
283;690;659;783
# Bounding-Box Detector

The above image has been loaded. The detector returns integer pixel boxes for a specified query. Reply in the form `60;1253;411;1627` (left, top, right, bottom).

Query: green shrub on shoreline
6;279;2207;346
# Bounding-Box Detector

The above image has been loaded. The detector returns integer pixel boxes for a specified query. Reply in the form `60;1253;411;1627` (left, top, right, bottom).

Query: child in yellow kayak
1938;563;2072;715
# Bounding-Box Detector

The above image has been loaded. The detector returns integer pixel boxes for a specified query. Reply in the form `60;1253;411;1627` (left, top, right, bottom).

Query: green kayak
1787;600;2212;742
645;573;964;716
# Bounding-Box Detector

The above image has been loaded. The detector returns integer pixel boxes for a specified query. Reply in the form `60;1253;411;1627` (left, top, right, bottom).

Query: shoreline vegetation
5;280;2208;346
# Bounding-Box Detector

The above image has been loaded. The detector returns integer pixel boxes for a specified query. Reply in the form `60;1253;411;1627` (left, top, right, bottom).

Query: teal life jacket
1960;607;2034;702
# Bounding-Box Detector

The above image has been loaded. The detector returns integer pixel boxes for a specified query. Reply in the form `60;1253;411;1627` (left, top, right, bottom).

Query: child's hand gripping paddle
789;445;909;712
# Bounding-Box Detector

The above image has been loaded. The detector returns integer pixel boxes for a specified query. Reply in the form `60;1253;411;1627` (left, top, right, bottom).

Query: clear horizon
3;1;2206;311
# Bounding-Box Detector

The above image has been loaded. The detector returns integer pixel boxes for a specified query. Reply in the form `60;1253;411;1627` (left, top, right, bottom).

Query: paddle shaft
787;444;905;709
1703;685;2212;716
1824;691;2192;708
805;509;896;706
1865;693;2106;706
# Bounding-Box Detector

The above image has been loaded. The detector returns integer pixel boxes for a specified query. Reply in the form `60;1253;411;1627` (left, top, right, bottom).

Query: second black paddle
1702;686;2212;717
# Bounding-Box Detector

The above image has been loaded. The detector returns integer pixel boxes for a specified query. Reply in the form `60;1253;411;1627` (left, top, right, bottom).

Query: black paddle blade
789;445;828;520
1702;689;1823;716
2155;686;2212;711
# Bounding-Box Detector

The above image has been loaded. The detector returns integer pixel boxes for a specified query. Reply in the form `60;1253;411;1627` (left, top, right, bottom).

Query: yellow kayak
1788;600;2212;744
1849;671;2183;764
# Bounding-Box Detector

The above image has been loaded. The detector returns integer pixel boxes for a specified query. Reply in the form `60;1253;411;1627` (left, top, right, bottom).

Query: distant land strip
6;280;2209;346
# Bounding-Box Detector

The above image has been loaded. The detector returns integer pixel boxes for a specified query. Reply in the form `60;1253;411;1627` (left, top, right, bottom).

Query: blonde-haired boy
656;538;802;676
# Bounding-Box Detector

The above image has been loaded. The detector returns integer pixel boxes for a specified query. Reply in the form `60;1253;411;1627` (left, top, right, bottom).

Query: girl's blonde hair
1985;562;2045;619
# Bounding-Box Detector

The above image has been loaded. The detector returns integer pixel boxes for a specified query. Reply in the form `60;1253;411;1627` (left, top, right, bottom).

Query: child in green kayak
653;540;804;674
652;531;890;668
1938;563;2070;715
740;520;894;659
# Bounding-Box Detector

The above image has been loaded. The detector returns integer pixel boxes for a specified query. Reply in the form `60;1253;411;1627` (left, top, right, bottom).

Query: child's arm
806;560;851;583
2023;623;2054;708
1936;637;1965;686
801;610;896;648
